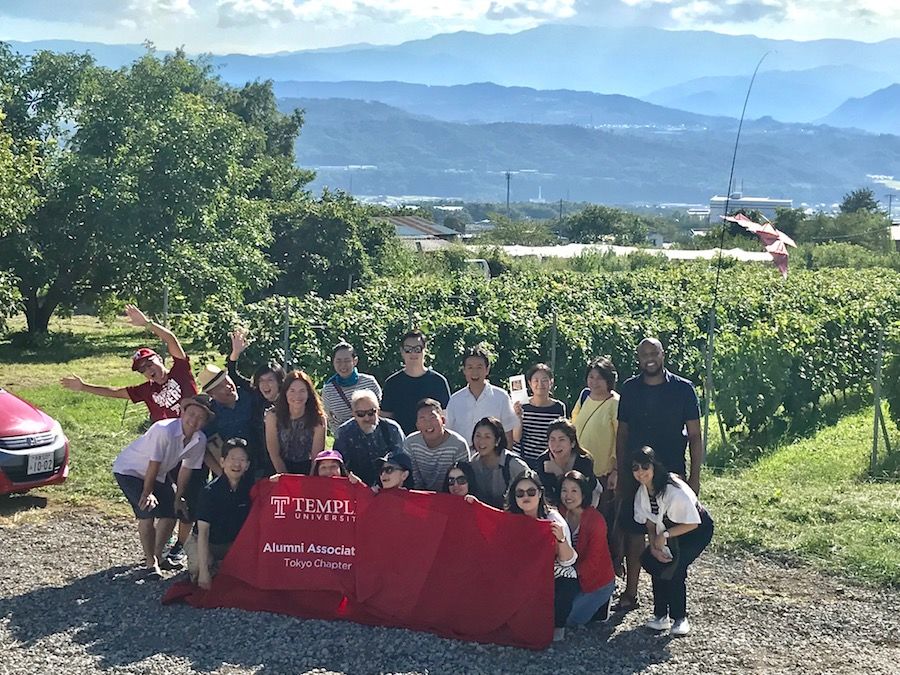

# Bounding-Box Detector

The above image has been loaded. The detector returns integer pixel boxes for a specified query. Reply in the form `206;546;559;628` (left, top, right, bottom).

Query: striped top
321;373;382;430
404;429;470;491
515;399;566;463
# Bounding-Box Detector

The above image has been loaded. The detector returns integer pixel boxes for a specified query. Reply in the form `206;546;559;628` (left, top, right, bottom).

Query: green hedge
193;266;900;437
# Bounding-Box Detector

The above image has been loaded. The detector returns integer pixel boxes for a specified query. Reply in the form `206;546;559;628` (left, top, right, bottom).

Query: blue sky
1;1;898;52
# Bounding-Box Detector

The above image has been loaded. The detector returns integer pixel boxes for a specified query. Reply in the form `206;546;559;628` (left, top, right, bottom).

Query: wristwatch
662;530;670;539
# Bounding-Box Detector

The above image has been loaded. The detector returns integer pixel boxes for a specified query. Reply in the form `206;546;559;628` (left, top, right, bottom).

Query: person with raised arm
61;304;197;421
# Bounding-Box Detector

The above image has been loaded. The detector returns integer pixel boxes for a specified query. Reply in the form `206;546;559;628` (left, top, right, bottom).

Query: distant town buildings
708;193;793;222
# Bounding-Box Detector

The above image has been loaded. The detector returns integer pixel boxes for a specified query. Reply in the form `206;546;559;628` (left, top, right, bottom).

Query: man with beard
613;337;702;612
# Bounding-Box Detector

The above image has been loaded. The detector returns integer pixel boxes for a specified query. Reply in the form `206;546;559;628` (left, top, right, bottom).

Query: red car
0;387;69;496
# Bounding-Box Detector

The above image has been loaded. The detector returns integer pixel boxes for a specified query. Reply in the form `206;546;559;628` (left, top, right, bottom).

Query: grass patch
704;406;900;586
3;316;900;586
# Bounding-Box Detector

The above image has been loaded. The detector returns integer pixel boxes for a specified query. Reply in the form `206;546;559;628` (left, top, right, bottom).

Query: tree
840;187;879;214
562;204;650;245
0;45;308;333
476;213;557;246
268;189;390;297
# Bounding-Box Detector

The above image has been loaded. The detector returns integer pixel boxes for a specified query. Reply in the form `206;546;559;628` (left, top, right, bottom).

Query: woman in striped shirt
512;363;566;469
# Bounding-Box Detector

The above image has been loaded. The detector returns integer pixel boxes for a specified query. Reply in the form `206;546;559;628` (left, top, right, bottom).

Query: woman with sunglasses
535;418;597;507
441;460;480;500
470;416;529;509
506;470;579;642
559;470;616;625
265;370;326;475
630;446;713;636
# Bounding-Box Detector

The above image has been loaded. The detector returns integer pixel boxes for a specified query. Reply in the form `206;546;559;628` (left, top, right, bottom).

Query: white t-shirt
112;418;207;481
634;475;702;530
445;381;520;446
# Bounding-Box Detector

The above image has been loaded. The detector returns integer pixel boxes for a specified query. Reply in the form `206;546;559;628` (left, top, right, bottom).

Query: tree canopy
0;45;312;333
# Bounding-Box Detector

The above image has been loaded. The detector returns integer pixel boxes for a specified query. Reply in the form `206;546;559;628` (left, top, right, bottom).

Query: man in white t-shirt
112;394;215;579
404;398;470;491
445;345;520;448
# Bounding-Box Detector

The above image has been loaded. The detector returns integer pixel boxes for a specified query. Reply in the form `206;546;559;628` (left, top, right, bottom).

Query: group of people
62;306;713;643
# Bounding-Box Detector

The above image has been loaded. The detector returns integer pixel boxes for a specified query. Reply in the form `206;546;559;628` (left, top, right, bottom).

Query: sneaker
645;615;672;631
159;556;184;571
552;627;566;642
167;542;186;563
671;618;691;636
589;599;612;623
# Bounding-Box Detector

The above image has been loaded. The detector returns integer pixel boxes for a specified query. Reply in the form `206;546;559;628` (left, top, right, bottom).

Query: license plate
27;452;54;475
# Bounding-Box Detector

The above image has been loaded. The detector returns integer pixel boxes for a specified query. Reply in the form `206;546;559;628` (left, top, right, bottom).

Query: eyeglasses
380;465;402;475
447;475;468;486
354;409;377;418
515;487;539;498
402;345;424;354
631;461;652;472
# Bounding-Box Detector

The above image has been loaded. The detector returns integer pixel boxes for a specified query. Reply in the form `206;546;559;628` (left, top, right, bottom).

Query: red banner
164;476;556;649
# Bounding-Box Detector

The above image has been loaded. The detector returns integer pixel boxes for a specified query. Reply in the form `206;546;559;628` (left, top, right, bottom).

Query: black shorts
115;473;176;520
616;496;649;535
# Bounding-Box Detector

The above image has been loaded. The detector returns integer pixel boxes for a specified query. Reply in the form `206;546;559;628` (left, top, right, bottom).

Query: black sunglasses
354;408;377;418
380;465;403;475
515;487;539;498
402;345;424;354
631;461;652;471
447;475;468;486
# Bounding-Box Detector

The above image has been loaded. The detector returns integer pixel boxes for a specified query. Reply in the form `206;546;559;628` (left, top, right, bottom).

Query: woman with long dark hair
265;370;326;475
506;470;579;642
630;446;713;636
469;416;529;509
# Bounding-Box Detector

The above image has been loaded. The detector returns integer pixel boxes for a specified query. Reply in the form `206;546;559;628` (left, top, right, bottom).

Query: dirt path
1;500;898;674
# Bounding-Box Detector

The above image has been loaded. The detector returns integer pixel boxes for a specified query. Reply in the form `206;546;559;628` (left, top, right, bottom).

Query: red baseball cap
131;347;159;371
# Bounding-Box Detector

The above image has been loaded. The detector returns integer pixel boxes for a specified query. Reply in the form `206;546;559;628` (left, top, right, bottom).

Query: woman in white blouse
505;470;578;642
631;446;714;637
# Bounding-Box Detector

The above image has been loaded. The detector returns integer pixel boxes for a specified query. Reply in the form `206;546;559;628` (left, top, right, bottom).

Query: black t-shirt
380;368;451;435
194;473;253;545
617;369;701;475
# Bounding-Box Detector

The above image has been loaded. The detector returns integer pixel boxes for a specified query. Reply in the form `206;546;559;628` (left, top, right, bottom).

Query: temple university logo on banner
269;495;357;522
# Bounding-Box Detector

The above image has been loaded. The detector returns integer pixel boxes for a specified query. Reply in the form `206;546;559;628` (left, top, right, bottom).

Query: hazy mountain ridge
274;80;732;128
821;84;900;135
285;97;900;204
9;26;900;100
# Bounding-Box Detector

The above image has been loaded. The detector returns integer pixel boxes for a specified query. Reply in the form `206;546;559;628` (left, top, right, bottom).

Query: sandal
612;594;640;612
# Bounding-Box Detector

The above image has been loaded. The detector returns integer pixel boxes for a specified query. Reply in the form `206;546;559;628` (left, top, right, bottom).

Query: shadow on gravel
1;566;674;673
0;494;48;517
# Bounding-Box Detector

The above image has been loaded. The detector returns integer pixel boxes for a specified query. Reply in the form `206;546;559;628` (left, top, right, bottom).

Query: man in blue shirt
334;389;405;486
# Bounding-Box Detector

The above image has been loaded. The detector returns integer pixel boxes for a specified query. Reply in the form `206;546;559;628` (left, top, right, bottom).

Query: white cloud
216;0;576;27
0;0;195;27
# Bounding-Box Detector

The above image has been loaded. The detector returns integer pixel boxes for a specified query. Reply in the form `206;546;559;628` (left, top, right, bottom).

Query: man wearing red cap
61;304;198;421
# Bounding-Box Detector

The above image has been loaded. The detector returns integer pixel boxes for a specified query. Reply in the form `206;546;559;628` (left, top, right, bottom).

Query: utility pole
885;193;895;219
505;171;511;218
558;198;563;224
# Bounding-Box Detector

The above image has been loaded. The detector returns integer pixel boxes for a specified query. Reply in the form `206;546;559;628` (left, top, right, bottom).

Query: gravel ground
1;498;899;675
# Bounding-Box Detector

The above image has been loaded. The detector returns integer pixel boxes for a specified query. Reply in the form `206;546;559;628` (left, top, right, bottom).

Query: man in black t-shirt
185;438;253;589
380;330;451;435
613;337;702;611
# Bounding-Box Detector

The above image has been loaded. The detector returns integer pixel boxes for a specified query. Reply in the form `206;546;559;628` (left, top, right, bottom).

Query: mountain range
286;97;900;204
6;29;900;203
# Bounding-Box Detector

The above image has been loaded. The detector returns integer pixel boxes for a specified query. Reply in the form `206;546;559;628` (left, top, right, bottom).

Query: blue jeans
567;580;616;626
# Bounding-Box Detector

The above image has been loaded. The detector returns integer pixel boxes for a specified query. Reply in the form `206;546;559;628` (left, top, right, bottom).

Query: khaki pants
184;532;232;582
